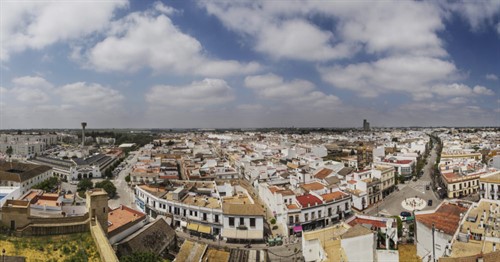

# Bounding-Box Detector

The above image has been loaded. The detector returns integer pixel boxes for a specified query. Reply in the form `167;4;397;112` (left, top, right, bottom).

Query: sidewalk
175;229;300;251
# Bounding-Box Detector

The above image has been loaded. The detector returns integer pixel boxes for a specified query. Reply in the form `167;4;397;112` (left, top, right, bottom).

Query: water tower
81;122;87;147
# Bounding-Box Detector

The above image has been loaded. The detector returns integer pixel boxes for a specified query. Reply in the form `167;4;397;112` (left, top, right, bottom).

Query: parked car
428;200;433;206
400;211;412;217
426;185;430;190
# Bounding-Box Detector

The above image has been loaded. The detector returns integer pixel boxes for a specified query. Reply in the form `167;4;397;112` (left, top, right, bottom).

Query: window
345;202;349;210
318;210;322;218
229;217;235;227
103;207;106;213
215;215;219;223
328;208;332;216
190;210;193;216
203;213;207;221
305;213;309;221
311;212;315;220
240;217;244;226
250;218;256;227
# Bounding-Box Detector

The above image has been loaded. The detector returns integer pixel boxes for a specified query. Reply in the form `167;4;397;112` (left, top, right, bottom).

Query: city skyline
0;0;499;129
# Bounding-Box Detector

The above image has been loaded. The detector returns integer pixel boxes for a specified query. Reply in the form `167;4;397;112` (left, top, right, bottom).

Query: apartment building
479;170;500;200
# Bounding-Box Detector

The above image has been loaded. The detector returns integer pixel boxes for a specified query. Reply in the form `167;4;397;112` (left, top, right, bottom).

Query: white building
479;170;500;200
415;201;469;262
0;162;53;196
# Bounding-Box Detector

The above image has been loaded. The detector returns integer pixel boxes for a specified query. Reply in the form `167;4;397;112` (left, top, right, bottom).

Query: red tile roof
108;205;146;234
315;168;333;179
416;203;468;235
296;194;322;208
322;191;348;202
348;217;389;229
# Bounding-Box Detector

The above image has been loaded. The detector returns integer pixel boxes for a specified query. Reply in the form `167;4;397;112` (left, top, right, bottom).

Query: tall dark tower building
81;122;87;147
363;119;370;131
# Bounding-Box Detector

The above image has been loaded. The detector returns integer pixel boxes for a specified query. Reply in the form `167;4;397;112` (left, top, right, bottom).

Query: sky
0;0;499;129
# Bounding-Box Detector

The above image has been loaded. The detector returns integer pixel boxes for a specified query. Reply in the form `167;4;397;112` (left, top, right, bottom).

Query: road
109;152;138;209
365;139;441;217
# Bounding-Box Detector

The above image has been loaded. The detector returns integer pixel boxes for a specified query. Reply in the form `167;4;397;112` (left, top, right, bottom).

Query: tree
33;177;59;192
77;178;93;192
94;179;117;198
392;216;403;238
120;252;162;262
125;175;131;183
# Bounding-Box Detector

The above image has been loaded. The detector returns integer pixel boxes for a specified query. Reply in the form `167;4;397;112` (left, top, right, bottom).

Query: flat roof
176;240;207;262
108;205;146;234
222;203;264;216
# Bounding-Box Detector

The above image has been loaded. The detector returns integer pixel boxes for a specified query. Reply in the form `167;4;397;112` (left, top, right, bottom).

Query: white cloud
319;56;457;99
486;74;498;81
472;85;495;96
255;19;356;61
0;0;127;61
146;79;234;108
201;0;446;60
448;97;468;105
432;83;495;97
9;76;54;103
85;8;259;77
442;1;500;31
57;82;125;109
153;1;180;15
432;83;474;97
244;73;341;109
12;76;54;90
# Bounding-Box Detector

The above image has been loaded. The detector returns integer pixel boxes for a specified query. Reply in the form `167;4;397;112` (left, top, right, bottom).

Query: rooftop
222;203;264;216
416;202;469;235
321;191;349;203
341;224;373;239
176;240;207;262
301;182;326;192
108;205;146;234
314;168;333;179
0;162;52;182
296;194;322;208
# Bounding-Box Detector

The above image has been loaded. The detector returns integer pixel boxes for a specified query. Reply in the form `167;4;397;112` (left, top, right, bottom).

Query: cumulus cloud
244;73;341;109
0;0;127;61
319;56;458;99
432;83;495;97
486;74;498;81
442;0;500;31
0;76;126;128
57;82;125;109
85;7;259;77
145;79;234;108
201;0;446;60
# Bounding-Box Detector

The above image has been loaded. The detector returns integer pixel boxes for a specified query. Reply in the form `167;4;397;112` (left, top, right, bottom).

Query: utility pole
432;223;436;262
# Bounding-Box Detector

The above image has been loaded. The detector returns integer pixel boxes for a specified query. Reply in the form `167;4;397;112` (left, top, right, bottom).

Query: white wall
416;221;453;262
109;218;148;244
341;233;375;262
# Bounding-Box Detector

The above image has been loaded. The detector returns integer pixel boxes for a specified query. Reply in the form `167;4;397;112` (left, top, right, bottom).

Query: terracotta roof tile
416;203;468;235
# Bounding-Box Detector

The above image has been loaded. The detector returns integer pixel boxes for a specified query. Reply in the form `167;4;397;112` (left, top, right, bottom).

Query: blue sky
0;0;499;129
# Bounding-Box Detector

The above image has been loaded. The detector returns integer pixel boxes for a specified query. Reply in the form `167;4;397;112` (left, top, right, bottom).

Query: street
109;152;138;209
365;140;441;217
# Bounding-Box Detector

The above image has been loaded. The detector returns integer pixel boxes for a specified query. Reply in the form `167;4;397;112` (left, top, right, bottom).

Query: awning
187;222;212;234
187;223;199;231
293;225;303;233
198;224;211;234
222;229;263;240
